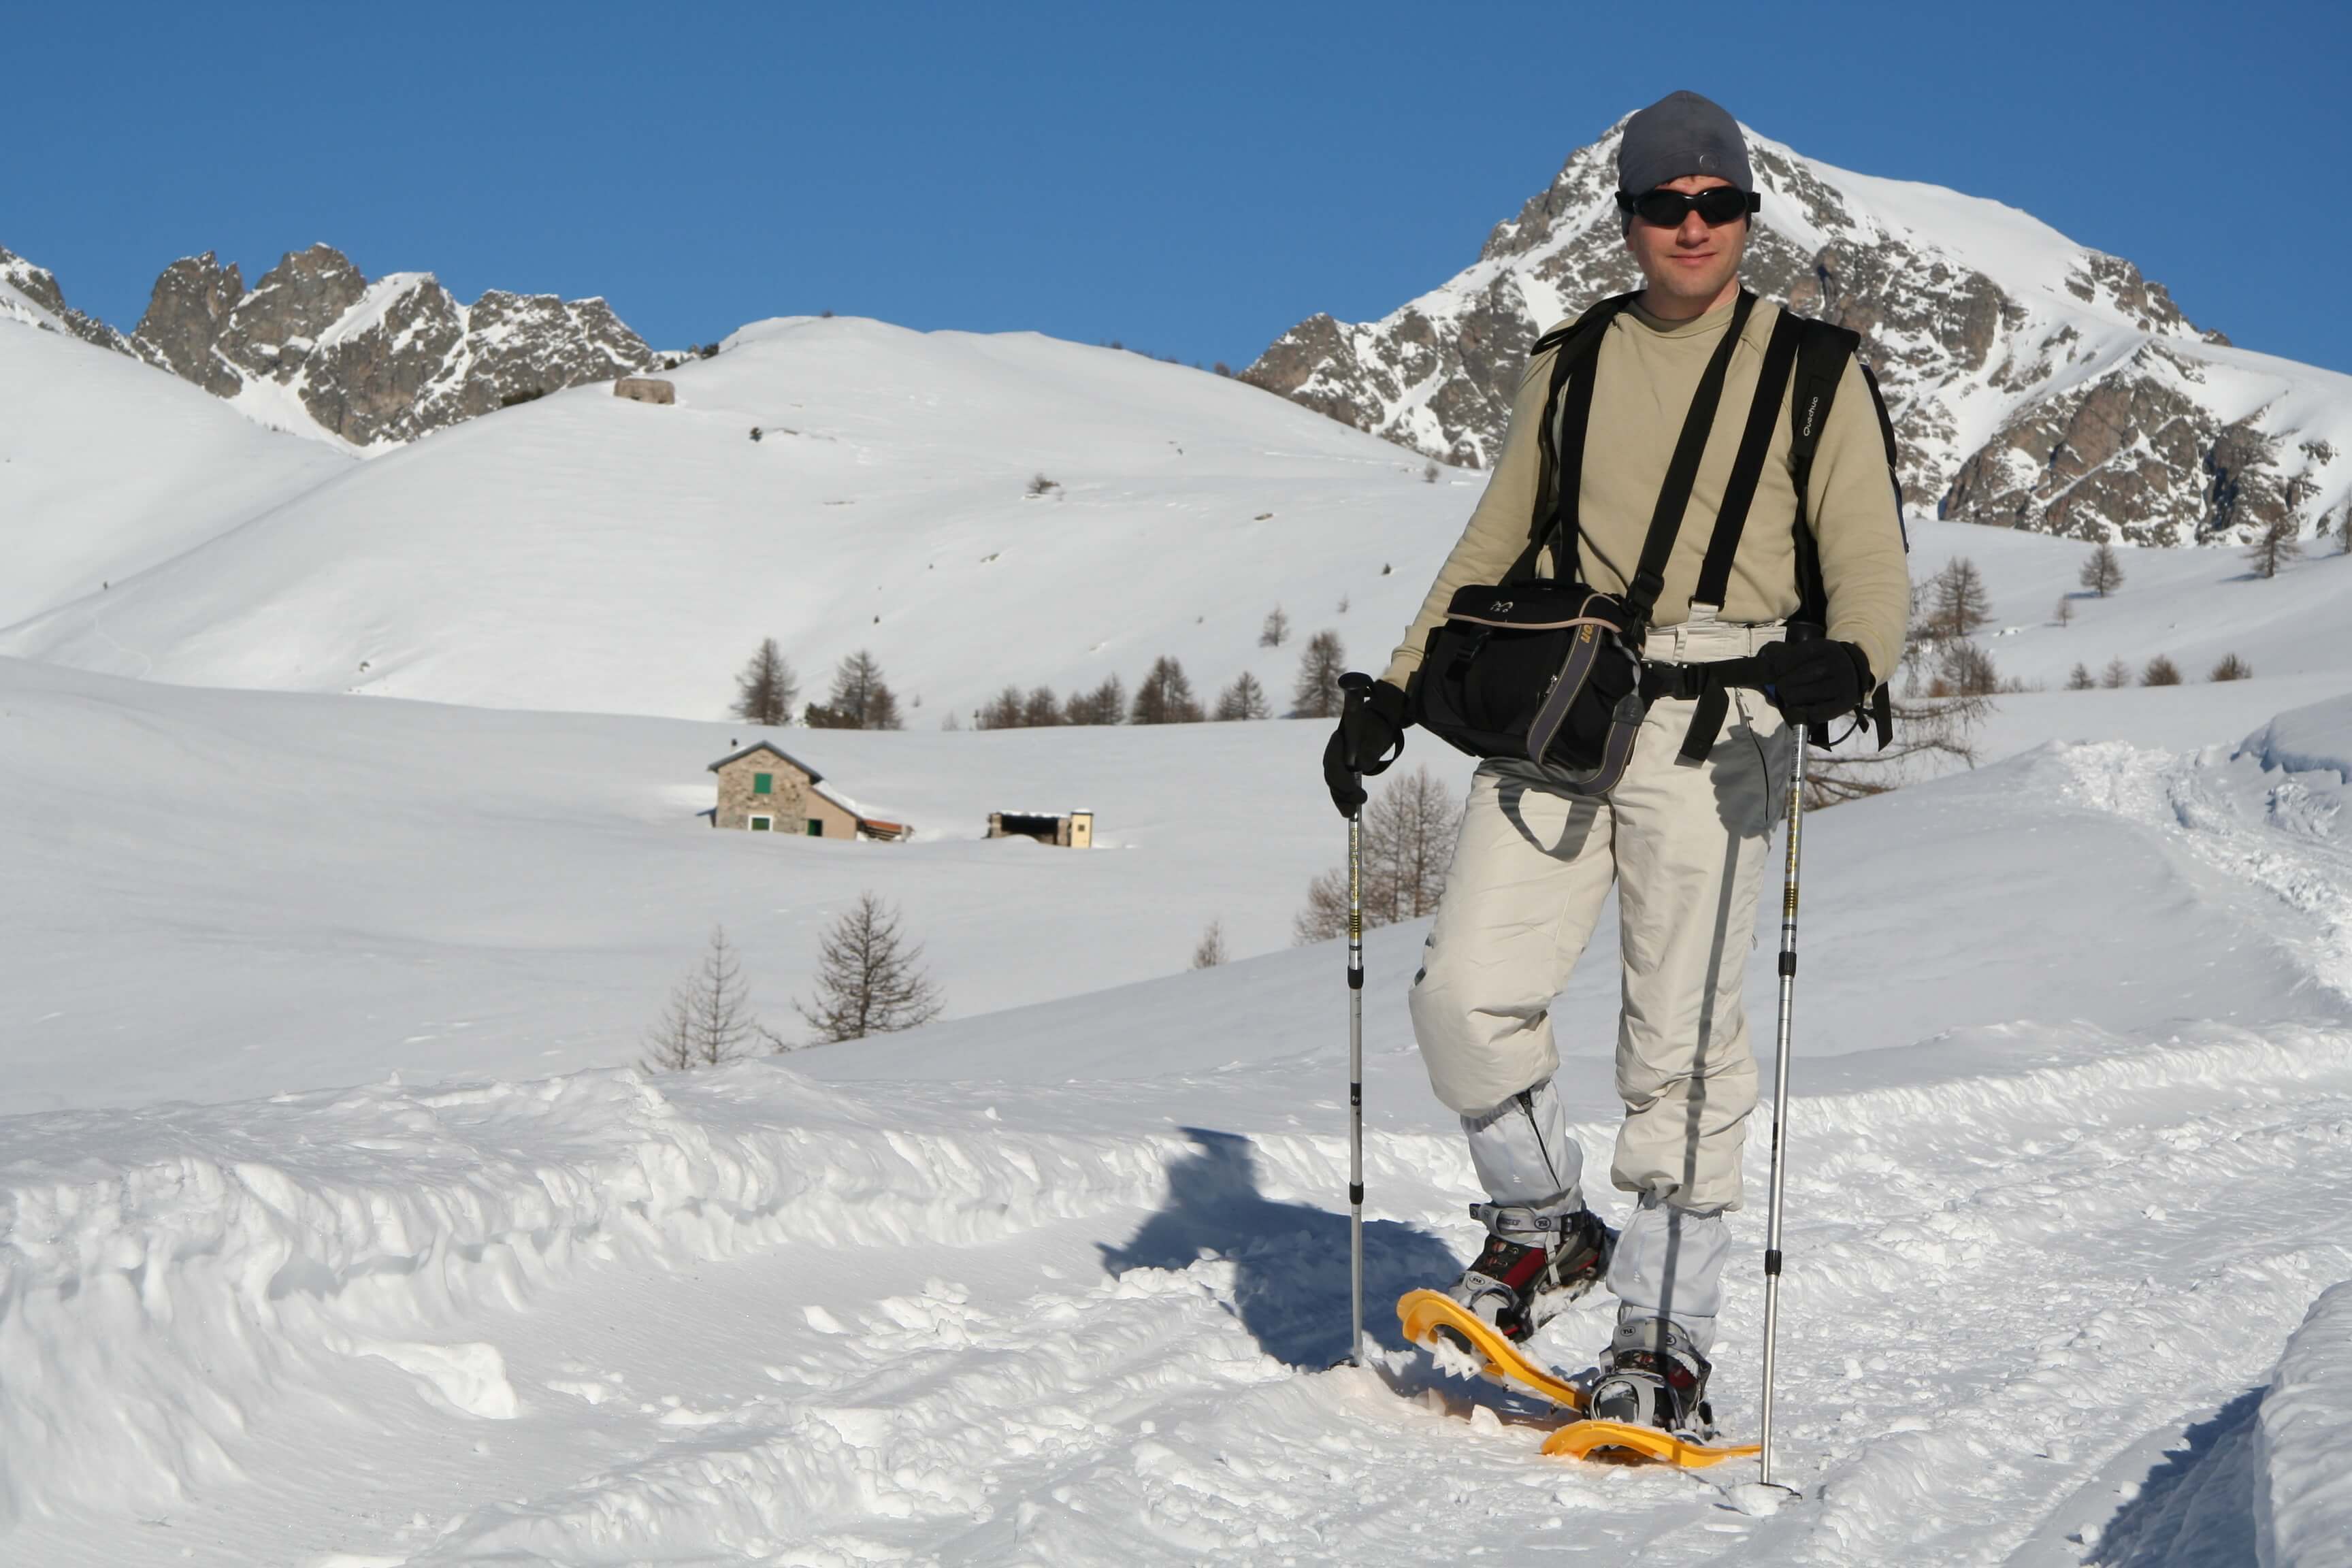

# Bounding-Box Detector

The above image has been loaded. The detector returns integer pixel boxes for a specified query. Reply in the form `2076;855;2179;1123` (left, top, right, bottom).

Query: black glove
1757;638;1872;724
1322;679;1409;816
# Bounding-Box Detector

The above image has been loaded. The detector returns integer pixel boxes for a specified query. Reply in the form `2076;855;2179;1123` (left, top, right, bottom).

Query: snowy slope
0;313;348;627
0;316;1471;721
2;681;2351;1563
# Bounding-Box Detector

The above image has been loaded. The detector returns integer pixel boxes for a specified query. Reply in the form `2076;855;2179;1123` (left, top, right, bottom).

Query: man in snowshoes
1324;91;1908;1439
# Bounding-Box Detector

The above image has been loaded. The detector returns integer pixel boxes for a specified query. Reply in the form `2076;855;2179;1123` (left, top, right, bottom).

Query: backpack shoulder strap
1785;318;1862;630
1786;315;1904;748
1691;306;1806;612
1508;292;1638;583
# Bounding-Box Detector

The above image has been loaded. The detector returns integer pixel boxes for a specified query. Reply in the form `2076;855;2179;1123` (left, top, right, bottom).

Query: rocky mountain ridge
1242;123;2351;548
3;242;655;448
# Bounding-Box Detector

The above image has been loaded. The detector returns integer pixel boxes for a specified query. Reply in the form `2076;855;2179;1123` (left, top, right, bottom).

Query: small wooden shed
708;740;909;840
987;809;1094;847
614;376;676;405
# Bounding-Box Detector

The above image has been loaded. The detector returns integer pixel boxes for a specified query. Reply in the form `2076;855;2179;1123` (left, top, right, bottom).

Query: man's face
1624;174;1748;312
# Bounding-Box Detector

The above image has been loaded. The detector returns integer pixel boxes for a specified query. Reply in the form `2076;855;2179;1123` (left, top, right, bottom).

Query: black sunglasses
1616;186;1761;227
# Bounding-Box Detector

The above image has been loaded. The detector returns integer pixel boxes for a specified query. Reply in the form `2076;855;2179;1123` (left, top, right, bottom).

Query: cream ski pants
1412;615;1791;1350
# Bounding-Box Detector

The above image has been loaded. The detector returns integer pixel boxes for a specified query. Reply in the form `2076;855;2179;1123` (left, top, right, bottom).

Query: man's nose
1677;210;1711;244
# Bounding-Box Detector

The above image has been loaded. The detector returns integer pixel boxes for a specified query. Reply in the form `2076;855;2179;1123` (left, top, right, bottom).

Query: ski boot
1589;1313;1716;1437
1441;1204;1615;1345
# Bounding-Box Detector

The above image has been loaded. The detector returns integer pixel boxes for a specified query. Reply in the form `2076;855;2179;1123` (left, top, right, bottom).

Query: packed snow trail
5;715;2351;1565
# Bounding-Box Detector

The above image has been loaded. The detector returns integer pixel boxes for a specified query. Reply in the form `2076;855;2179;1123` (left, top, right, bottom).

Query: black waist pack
1414;582;1647;791
1412;290;1813;793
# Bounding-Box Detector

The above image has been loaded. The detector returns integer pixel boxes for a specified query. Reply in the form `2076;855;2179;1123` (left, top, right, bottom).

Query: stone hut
614;376;676;405
708;740;909;840
986;809;1094;848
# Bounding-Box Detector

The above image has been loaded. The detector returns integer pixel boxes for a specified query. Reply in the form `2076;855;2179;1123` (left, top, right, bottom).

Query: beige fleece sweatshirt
1382;295;1910;691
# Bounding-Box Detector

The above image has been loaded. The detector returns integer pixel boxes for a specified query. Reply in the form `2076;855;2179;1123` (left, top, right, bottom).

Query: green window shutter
749;816;772;832
753;772;774;795
806;819;823;837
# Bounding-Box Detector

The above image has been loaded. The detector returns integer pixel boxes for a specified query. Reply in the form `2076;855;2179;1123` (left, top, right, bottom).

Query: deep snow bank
0;1061;1452;1524
2258;1279;2352;1568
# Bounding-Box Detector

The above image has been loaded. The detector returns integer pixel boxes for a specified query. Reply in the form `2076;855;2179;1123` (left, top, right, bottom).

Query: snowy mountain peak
1244;118;2350;548
121;242;656;447
0;244;130;351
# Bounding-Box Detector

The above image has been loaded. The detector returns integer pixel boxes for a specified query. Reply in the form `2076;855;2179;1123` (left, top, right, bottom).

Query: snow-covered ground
4;683;2351;1565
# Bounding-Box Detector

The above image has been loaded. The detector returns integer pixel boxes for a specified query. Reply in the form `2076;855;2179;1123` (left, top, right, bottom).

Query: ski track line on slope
184;1026;2352;1567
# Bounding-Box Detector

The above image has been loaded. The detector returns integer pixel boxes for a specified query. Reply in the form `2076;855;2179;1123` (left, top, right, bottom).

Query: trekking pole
1338;670;1371;1368
1758;713;1810;1489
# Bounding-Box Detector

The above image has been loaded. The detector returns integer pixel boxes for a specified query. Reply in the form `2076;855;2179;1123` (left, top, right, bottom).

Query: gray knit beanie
1618;91;1752;195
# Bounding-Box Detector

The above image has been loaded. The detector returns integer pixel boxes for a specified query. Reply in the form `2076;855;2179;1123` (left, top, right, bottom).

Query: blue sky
7;1;2347;373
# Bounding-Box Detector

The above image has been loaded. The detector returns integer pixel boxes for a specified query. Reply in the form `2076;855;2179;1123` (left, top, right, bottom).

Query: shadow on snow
2089;1387;2261;1568
1098;1126;1461;1370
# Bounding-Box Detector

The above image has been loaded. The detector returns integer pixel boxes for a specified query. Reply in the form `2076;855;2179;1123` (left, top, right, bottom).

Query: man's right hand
1322;679;1409;815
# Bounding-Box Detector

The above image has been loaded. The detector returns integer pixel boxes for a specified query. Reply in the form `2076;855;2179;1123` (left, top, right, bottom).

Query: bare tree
1026;472;1060;497
2054;595;2074;627
1363;764;1460;924
2067;662;2095;690
2245;518;2302;579
2141;654;2183;687
977;685;1026;730
730;638;800;727
1923;558;1994;641
2078;542;2125;598
1931;639;2000;698
2209;653;2252;682
1292;868;1353;946
796;893;945;1043
1022;686;1064;727
1214;671;1272;721
2100;657;2134;689
1294;765;1461;941
1290;630;1348;718
1805;691;1991;807
1063;674;1126;726
1130;656;1205;724
807;651;903;730
1259;606;1291;649
1192;921;1226;969
642;927;782;1071
1422;461;1440;484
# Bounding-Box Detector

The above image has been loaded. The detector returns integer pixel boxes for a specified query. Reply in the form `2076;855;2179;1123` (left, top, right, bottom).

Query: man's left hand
1757;638;1872;723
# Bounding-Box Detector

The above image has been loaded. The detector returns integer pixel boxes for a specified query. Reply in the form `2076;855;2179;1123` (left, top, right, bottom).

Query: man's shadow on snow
1098;1127;1462;1369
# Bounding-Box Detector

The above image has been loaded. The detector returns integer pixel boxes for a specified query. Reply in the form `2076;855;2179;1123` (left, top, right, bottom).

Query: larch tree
1293;765;1462;941
1259;606;1291;649
2078;542;2125;598
795;893;945;1043
1290;630;1348;718
642;927;782;1071
2244;519;2302;580
1924;557;1993;641
1130;657;1205;724
808;650;904;730
1063;674;1126;726
730;638;800;727
1213;671;1272;721
1022;686;1064;727
977;686;1026;730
